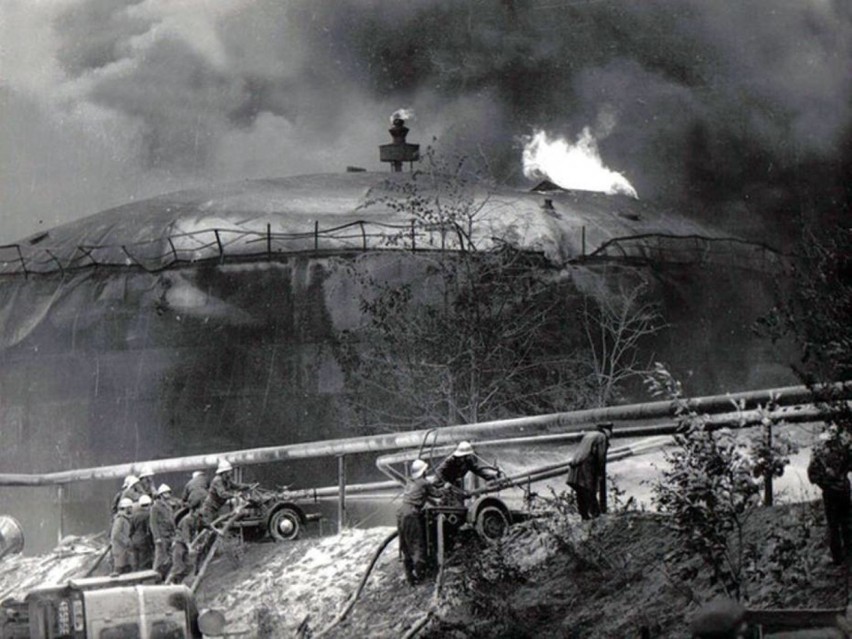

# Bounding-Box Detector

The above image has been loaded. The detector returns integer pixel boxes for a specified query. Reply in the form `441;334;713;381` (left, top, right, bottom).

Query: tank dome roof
3;172;722;274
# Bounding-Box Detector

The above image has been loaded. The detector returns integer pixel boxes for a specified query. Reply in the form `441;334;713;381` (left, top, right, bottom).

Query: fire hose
314;529;400;638
316;511;459;639
83;544;111;578
190;504;247;594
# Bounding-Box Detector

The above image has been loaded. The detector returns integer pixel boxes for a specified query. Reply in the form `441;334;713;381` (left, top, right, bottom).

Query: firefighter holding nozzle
199;459;253;526
398;459;442;585
435;441;503;505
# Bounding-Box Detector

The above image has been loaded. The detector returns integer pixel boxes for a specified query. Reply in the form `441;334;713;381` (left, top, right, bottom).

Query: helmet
123;475;139;489
192;470;205;478
156;483;172;496
216;459;233;474
138;465;154;479
411;459;428;479
138;495;152;506
453;441;474;457
118;497;133;509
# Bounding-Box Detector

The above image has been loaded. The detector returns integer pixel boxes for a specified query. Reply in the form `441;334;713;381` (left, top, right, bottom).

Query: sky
0;0;850;244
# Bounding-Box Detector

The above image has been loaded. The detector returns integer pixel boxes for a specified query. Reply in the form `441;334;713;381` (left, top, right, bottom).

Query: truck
0;571;234;639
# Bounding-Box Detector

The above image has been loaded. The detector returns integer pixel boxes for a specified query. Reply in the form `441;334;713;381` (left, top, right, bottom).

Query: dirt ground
192;500;847;638
2;501;846;638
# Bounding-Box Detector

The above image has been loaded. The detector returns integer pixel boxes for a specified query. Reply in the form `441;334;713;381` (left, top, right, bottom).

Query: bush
647;364;762;600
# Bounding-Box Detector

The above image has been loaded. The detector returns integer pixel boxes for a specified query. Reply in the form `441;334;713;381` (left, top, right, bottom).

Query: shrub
647;364;762;600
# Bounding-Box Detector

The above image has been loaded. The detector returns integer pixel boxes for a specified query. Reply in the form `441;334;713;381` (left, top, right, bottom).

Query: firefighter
566;422;613;520
398;459;441;585
121;474;145;504
199;459;251;526
807;423;851;565
130;494;154;570
110;498;134;576
168;509;201;585
138;465;156;498
182;470;209;511
435;441;501;505
689;598;748;638
111;475;139;515
150;483;176;581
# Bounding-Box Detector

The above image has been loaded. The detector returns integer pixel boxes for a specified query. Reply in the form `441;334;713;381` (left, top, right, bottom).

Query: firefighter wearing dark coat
566;423;613;520
130;494;154;570
168;509;201;585
199;459;251;526
150;483;176;581
110;498;134;576
137;465;156;498
807;424;851;565
397;459;441;585
182;471;209;511
111;474;142;515
435;441;500;505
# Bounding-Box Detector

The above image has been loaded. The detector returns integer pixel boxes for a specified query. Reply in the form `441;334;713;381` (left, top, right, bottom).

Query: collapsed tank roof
3;172;724;275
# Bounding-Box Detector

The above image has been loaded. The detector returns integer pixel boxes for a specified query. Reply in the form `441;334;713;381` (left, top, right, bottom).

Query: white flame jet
522;128;638;199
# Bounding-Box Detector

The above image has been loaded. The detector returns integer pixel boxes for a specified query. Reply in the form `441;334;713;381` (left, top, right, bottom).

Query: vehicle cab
17;571;206;639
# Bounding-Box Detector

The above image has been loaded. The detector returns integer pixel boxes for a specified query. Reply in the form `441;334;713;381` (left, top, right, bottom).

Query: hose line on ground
314;529;400;638
83;545;111;577
401;554;448;639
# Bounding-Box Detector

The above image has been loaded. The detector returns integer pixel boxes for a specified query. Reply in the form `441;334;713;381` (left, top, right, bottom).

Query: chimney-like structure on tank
379;116;420;172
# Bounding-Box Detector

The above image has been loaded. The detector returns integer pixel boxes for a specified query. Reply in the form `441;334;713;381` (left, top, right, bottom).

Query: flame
390;108;415;123
522;128;638;198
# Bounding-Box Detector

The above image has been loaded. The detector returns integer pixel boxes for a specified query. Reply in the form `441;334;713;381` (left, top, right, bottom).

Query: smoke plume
0;0;849;243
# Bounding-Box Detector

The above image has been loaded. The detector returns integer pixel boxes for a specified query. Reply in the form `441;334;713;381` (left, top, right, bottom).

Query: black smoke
4;0;850;243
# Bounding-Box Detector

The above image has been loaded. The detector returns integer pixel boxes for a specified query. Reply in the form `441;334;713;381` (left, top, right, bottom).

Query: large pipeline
372;401;834;484
0;382;846;487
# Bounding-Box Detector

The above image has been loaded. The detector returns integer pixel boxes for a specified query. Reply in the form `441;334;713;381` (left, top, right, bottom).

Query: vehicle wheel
475;505;509;543
268;508;301;541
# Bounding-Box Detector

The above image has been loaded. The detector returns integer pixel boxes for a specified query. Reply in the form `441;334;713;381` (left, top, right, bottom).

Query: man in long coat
397;459;441;585
110;498;134;575
130;494;154;570
566;422;613;520
150;483;176;581
807;423;851;565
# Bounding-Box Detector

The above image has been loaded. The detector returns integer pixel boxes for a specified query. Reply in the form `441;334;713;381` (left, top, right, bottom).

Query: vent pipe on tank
379;113;420;172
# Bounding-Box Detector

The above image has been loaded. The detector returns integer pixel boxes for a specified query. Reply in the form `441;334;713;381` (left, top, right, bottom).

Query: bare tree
336;151;668;432
580;276;665;407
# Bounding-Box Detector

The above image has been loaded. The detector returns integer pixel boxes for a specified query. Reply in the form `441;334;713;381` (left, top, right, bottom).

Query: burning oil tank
0;123;794;550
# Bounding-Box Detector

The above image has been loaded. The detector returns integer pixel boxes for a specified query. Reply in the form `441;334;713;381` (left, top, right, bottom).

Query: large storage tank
0;171;794;551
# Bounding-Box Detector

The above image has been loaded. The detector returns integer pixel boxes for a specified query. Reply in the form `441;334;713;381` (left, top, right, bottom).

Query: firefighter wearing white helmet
397;459;441;585
182;470;210;511
111;474;142;515
435;441;502;505
110;498;134;576
150;484;176;581
130;494;154;570
138;465;156;497
200;459;251;526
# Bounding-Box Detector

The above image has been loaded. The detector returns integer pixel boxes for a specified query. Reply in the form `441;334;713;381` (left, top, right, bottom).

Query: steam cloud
0;0;849;243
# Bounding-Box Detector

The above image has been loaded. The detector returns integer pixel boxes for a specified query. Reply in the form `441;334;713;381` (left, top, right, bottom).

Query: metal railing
1;223;788;278
0;220;479;277
585;233;787;271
